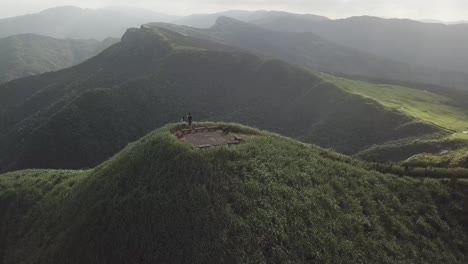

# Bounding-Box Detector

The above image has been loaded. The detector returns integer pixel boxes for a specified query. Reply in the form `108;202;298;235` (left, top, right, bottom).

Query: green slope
319;73;468;167
0;26;439;172
322;73;468;134
405;147;468;168
1;123;466;263
0;34;118;83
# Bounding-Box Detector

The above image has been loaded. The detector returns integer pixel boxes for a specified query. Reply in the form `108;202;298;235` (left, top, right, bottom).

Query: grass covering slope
320;73;468;166
405;147;468;168
0;123;466;263
0;25;439;172
322;73;468;134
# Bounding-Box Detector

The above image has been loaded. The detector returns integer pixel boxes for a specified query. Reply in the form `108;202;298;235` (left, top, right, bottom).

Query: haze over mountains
172;10;329;28
1;6;468;90
419;19;468;25
157;17;468;90
175;10;468;90
251;15;468;75
0;6;175;39
0;34;118;83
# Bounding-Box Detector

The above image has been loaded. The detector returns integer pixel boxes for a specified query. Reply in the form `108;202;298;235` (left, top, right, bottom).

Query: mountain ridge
252;14;468;79
0;25;441;172
155;17;468;90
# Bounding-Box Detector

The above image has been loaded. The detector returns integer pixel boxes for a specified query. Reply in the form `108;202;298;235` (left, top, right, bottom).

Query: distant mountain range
248;15;468;77
419;19;468;25
156;17;468;90
171;11;468;89
0;34;118;83
0;6;176;40
172;10;329;28
1;6;467;89
0;7;331;39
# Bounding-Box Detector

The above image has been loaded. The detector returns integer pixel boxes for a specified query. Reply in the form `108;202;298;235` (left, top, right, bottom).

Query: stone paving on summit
177;126;244;149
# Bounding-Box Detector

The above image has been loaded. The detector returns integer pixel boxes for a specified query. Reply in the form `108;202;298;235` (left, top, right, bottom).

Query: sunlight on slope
321;73;468;136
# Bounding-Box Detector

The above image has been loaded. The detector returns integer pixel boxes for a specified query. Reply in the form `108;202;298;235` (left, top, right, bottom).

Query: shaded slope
0;34;118;83
154;17;468;90
0;26;440;172
253;15;468;89
1;123;466;263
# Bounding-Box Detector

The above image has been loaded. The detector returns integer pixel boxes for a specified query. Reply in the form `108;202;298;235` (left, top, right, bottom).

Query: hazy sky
0;0;467;21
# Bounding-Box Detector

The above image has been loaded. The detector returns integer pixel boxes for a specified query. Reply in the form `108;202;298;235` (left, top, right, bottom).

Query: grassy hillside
405;147;468;168
322;73;468;134
1;123;466;263
0;34;118;83
0;25;439;172
319;73;468;167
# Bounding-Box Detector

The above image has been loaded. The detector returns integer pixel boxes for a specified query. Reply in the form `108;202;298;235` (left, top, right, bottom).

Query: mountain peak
119;27;172;58
39;6;88;15
212;16;265;32
214;16;245;26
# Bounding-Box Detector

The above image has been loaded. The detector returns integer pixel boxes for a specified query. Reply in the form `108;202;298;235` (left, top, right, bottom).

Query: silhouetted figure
187;113;193;126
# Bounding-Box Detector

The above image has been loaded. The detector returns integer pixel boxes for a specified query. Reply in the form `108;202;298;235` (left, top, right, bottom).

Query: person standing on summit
187;113;193;127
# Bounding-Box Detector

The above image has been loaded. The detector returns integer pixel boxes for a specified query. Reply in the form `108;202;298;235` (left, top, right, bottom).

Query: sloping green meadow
320;73;468;166
322;73;468;134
